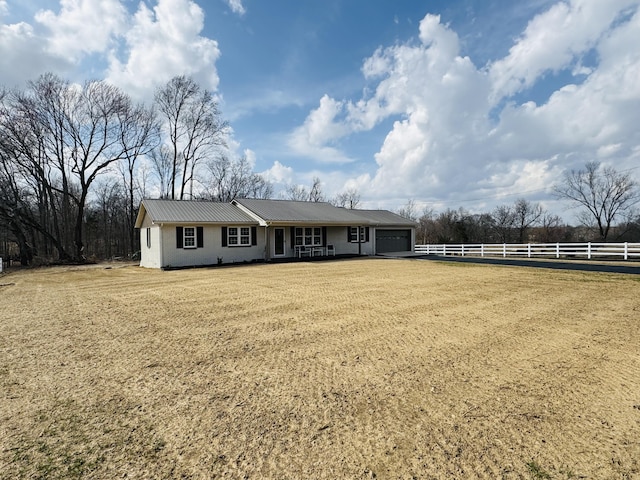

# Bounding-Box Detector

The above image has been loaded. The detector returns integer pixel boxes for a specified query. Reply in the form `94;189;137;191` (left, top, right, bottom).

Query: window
223;226;256;247
240;227;251;245
295;227;322;246
176;226;203;249
227;227;251;245
349;226;369;243
146;228;151;248
183;227;196;248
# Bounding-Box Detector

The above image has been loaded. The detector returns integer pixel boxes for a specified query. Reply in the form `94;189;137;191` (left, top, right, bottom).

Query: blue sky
1;0;639;220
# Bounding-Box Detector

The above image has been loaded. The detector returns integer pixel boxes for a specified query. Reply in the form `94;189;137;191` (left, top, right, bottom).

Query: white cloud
106;0;220;100
243;148;256;167
0;18;72;88
488;0;639;102
288;94;354;163
35;0;127;62
261;161;294;184
0;1;221;100
291;12;495;202
489;6;640;167
225;0;245;16
291;2;640;214
290;14;488;164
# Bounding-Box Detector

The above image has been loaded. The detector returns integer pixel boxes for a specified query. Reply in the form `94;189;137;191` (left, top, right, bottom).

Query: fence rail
414;242;640;260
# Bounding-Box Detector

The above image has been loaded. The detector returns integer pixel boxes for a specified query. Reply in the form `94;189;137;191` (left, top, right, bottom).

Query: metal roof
349;209;417;227
135;198;417;228
234;198;363;224
234;198;416;226
135;199;258;226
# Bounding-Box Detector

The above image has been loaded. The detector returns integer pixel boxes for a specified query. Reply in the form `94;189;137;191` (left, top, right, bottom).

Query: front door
274;228;285;256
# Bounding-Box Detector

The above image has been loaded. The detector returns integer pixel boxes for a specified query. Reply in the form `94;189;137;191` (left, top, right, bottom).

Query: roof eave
133;201;148;228
231;199;269;226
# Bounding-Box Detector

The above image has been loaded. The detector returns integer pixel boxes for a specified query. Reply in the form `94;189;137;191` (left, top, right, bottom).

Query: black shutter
222;227;227;247
290;227;295;247
251;226;257;246
365;227;370;242
347;226;352;242
176;226;183;248
197;226;204;248
322;227;327;246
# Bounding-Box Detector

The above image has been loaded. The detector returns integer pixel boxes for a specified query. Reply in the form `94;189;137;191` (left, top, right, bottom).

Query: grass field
1;259;639;479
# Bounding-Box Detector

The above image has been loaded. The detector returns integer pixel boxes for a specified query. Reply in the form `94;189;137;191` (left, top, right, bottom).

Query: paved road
416;254;640;275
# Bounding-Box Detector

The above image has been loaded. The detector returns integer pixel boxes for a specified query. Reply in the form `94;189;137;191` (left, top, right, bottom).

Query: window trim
224;225;256;248
176;226;203;249
183;226;197;249
295;226;323;246
349;226;369;243
146;228;151;248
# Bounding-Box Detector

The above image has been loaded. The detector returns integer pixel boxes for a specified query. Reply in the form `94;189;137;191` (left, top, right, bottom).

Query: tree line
1;73;638;266
404;161;640;245
0;74;363;265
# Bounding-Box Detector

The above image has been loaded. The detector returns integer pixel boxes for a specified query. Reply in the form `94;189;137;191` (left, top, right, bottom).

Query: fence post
624;242;628;260
0;257;2;273
587;242;591;260
481;244;484;257
527;243;531;258
461;244;465;257
556;242;560;258
503;244;506;258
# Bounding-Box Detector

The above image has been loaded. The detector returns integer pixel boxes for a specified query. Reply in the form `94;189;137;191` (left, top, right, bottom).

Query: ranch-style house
134;198;417;269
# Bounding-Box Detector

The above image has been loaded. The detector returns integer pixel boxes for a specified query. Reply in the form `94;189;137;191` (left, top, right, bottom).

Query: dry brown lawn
1;258;639;479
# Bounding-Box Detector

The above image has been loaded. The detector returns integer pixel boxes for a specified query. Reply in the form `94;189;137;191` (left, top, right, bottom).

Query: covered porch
266;224;369;261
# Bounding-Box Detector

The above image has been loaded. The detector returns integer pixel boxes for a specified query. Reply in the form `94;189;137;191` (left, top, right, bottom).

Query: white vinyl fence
415;243;640;260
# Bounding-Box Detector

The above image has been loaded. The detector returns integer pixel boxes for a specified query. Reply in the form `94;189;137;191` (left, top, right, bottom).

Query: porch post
264;225;270;261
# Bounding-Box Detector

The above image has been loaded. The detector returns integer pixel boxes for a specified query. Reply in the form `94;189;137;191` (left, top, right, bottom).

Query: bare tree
308;177;324;202
432;208;475;243
465;213;495;243
332;188;361;209
118;103;160;256
88;179;126;259
245;174;273;200
0;73;156;261
284;184;309;201
553;161;640;241
538;212;567;243
150;146;173;198
155;76;228;199
491;204;515;243
0;153;38;264
513;198;544;243
65;79;155;260
0;75;75;260
397;199;417;221
416;207;437;244
283;177;325;202
203;154;273;202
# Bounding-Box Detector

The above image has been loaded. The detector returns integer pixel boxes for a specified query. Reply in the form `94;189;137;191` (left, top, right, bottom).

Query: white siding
325;227;374;256
161;224;264;268
139;215;163;268
140;221;413;268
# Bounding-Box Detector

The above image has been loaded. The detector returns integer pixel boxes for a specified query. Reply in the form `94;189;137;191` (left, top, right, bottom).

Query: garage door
375;229;411;254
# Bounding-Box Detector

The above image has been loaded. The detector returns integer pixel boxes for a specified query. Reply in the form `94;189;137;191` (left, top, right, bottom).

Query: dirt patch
1;259;639;479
